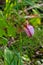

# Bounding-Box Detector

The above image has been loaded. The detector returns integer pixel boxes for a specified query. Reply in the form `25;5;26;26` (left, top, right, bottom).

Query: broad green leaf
4;47;14;65
7;25;16;37
0;37;8;45
29;18;41;26
4;47;23;65
0;19;8;28
0;29;5;37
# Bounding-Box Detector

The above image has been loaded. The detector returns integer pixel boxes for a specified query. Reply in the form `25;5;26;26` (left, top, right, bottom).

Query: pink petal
27;25;34;36
24;24;34;37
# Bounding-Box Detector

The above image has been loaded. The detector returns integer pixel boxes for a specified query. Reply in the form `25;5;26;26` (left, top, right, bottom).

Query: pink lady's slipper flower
23;24;34;37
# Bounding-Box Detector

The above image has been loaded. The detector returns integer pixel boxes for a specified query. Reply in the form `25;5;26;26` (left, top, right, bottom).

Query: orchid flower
24;24;34;37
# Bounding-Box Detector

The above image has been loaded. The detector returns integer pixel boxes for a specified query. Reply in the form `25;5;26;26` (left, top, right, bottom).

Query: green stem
19;32;22;55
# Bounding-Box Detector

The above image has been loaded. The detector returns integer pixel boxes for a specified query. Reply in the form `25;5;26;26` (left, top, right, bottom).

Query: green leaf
4;47;14;65
0;29;5;37
29;18;41;26
0;37;8;45
7;25;16;37
0;19;8;28
4;47;23;65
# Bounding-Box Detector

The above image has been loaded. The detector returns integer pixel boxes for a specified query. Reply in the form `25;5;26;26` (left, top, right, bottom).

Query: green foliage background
0;0;43;65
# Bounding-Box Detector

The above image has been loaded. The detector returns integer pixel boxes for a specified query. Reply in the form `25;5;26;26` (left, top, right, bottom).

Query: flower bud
24;24;34;37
